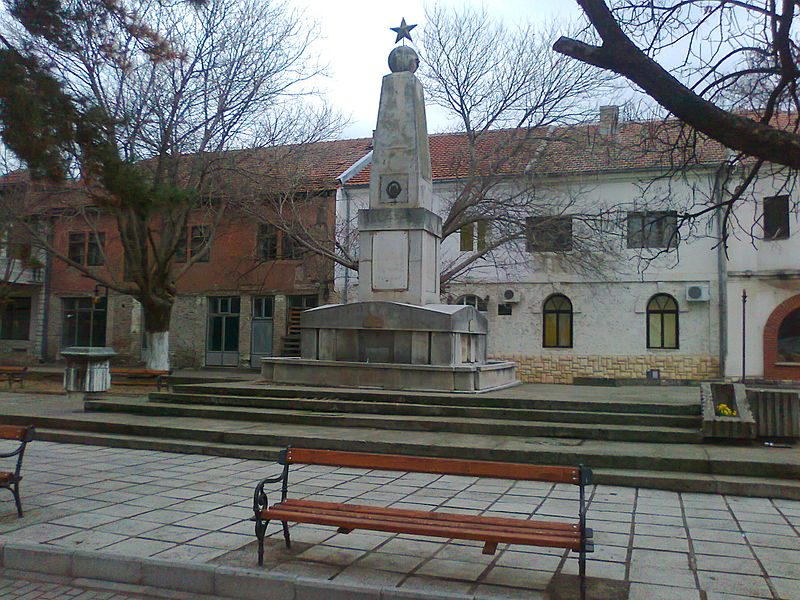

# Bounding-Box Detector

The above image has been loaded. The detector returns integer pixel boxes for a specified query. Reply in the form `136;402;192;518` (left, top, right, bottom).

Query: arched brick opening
763;294;800;380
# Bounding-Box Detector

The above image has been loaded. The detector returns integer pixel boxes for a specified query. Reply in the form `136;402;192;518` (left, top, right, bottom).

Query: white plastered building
332;115;800;384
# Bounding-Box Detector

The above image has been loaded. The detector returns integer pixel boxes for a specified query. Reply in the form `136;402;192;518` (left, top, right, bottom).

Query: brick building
0;138;372;368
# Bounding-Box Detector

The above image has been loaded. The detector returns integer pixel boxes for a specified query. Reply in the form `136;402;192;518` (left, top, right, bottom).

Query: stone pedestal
62;347;116;393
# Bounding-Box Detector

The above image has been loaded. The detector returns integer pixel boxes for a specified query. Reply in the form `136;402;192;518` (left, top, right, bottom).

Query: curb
0;541;478;600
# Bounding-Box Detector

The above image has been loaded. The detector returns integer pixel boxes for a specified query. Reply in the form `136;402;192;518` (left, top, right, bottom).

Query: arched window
457;294;487;312
777;307;800;363
543;294;572;348
647;294;679;349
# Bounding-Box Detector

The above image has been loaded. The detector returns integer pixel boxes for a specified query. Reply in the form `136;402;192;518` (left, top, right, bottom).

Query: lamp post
741;289;747;382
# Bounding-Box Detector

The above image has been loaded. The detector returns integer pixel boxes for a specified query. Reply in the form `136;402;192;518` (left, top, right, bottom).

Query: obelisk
357;22;441;305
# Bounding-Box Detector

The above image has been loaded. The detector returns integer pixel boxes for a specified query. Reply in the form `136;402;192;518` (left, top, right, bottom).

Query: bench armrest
253;474;285;514
0;446;24;459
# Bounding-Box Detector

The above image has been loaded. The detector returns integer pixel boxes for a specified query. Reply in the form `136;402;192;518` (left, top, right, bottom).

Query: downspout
712;165;729;378
340;185;352;303
39;221;54;362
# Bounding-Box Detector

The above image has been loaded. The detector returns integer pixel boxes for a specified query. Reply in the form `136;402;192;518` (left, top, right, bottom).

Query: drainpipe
39;222;54;362
341;186;351;303
713;165;729;378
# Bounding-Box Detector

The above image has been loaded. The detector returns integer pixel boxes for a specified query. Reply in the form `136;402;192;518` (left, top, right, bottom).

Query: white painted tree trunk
146;331;170;371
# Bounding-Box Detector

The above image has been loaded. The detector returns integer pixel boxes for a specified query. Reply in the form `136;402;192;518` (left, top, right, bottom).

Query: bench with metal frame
253;448;594;599
0;366;27;389
0;425;34;517
110;368;169;391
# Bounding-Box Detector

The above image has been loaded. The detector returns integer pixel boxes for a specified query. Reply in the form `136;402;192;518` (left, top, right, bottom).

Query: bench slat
266;502;582;542
0;425;31;441
270;499;579;533
263;505;583;550
285;448;581;484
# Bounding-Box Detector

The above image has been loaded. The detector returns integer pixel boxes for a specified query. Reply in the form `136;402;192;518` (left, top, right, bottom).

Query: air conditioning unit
502;289;522;304
686;284;710;302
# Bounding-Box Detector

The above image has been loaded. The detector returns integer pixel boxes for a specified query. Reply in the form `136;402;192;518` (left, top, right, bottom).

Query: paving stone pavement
0;440;799;599
0;574;195;600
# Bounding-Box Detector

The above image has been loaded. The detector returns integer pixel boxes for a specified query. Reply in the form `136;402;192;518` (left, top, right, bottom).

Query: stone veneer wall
495;354;720;384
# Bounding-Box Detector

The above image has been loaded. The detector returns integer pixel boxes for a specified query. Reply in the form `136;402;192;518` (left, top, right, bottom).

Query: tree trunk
145;331;170;371
142;299;173;371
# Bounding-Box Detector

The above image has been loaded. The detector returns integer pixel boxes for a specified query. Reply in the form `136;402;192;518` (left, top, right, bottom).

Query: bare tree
247;7;620;291
0;0;340;369
553;0;800;195
419;6;620;283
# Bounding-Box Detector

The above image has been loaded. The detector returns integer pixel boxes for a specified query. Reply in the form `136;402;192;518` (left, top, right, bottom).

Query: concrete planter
701;382;756;440
61;346;117;393
746;389;800;439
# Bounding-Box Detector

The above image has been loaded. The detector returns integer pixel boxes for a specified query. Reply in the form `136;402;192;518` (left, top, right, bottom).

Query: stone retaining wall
495;354;720;384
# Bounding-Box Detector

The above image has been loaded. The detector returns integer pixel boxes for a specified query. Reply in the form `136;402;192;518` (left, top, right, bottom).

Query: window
543;294;572;348
67;232;105;265
0;297;31;340
6;225;31;261
175;226;211;262
627;211;678;248
647;294;678;349
62;297;107;347
257;224;302;260
526;216;572;252
190;226;210;262
498;303;513;316
459;221;489;252
777;307;800;363
281;233;303;259
763;195;790;240
457;294;488;312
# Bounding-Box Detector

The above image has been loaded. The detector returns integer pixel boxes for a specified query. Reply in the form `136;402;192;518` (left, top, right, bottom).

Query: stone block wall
495;354;720;384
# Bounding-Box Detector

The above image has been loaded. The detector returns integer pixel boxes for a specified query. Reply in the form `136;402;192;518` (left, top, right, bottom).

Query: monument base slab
261;357;519;393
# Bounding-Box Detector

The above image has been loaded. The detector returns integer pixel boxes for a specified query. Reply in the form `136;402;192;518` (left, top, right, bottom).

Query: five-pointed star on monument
391;18;417;44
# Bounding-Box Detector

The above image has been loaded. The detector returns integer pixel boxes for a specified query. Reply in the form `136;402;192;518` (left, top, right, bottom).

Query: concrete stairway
2;382;798;498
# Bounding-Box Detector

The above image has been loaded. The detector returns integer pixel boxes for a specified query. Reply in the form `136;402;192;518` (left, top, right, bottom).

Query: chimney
598;105;619;136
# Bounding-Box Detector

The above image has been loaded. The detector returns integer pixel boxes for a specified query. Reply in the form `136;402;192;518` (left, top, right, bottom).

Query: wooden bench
0;366;27;389
0;425;34;517
253;448;594;599
110;369;169;391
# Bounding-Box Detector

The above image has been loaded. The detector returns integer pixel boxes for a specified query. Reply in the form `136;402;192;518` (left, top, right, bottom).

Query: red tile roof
345;119;731;187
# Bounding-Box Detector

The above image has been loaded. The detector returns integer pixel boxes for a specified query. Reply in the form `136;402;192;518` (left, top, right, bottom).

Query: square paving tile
697;571;772;597
629;563;696;588
628;582;701;600
481;566;553;590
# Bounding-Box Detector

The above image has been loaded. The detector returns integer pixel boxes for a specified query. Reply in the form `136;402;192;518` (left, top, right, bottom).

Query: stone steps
148;391;701;428
167;384;702;415
84;397;702;443
21;428;799;499
1;410;796;478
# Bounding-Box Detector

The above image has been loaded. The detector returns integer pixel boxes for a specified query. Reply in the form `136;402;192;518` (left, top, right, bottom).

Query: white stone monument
261;21;517;392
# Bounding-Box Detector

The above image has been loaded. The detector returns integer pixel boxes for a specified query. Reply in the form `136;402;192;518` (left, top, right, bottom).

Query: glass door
206;296;240;366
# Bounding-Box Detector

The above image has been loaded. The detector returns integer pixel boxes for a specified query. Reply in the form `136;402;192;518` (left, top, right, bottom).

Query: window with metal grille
763;195;790;240
526;216;572;252
626;211;678;248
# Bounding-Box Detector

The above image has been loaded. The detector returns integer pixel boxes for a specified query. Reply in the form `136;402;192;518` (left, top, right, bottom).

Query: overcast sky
295;1;583;140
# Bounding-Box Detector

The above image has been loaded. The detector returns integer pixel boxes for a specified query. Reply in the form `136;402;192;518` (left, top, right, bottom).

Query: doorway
206;296;240;366
282;294;317;356
250;296;274;367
